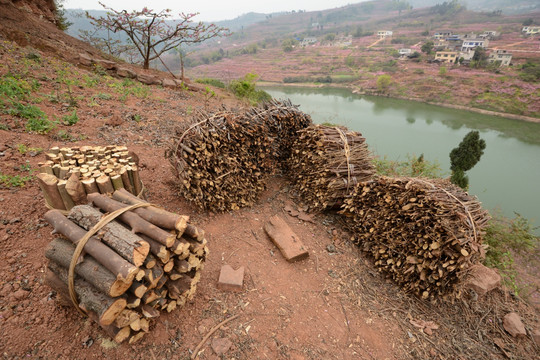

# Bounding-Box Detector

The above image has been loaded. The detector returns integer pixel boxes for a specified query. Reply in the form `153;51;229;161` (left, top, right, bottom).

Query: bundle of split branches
36;145;144;212
166;100;312;212
288;125;375;211
44;189;207;344
340;176;490;300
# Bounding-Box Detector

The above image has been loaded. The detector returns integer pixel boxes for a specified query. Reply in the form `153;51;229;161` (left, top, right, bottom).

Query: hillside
1;1;540;359
186;0;540;119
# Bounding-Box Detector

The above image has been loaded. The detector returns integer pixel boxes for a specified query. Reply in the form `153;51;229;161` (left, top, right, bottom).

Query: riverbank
259;81;540;124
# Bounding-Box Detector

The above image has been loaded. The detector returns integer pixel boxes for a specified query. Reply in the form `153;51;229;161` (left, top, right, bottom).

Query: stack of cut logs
288;125;375;210
166;100;312;212
36;145;144;211
43;188;207;344
340;176;490;300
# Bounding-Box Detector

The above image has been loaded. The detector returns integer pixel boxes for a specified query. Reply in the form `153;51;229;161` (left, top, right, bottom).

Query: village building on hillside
445;35;463;51
435;50;458;64
480;31;499;39
377;30;393;38
433;31;452;40
461;39;489;52
399;48;412;57
459;49;475;64
462;32;477;39
522;26;540;35
334;35;352;47
301;37;317;47
488;49;512;66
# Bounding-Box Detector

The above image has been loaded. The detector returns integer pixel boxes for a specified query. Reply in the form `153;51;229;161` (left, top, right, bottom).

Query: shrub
373;154;444;178
484;212;539;294
195;78;226;88
62;109;79;126
376;74;392;92
229;73;272;105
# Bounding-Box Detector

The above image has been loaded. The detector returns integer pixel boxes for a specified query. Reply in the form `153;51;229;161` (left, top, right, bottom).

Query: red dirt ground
1;2;539;359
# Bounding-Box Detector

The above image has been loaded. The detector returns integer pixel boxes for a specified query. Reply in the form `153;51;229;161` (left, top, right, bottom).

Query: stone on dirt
211;337;232;355
162;78;176;88
503;312;526;338
464;264;501;296
116;67;136;78
78;53;92;66
137;73;161;85
264;215;309;262
218;265;245;292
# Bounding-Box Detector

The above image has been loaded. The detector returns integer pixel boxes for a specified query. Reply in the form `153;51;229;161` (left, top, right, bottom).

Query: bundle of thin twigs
340;176;490;300
166;101;312;212
288;125;375;210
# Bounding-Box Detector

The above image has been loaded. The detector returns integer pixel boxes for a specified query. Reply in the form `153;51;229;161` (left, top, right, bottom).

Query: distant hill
408;0;540;14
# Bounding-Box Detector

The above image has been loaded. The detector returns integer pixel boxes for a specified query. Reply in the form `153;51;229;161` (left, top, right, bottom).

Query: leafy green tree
421;41;434;54
471;47;488;68
282;38;298;52
449;130;486;189
376;74;392;93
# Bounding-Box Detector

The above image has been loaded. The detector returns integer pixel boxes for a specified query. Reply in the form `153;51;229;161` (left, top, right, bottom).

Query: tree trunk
44;210;139;283
87;193;175;248
45;238;131;297
46;263;126;326
67;205;150;267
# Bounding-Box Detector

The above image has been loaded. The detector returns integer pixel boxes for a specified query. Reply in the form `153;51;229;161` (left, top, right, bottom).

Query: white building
461;39;489;52
488;49;512;66
377;30;393;38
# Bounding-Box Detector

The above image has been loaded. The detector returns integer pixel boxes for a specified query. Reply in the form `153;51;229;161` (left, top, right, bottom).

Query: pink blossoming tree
88;2;229;69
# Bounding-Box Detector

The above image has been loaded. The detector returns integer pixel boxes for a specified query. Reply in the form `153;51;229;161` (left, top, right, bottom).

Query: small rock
116;67;136;78
326;244;336;253
95;59;116;70
162;78;176;88
13;289;29;300
9;218;21;224
211;337;232;356
78;53;93;66
503;312;526;338
105;114;124;127
137;73;161;85
464;264;501;296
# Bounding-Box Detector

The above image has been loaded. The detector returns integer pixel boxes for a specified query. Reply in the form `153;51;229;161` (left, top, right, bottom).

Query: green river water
263;86;540;230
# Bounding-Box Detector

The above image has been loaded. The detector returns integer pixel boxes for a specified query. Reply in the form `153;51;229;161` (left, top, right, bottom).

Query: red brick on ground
217;265;245;292
264;215;309;262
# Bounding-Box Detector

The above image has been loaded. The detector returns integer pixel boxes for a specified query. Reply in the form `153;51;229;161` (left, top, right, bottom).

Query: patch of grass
484;212;539;295
110;79;149;101
373;153;445;178
62;109;79;126
195;78;225;88
0;171;32;188
17;144;43;155
5;102;55;134
52;130;86;142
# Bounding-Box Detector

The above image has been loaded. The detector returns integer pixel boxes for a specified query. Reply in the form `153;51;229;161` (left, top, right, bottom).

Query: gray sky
64;1;363;22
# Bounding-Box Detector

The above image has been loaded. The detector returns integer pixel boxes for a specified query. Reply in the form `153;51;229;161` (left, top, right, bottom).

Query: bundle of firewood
340;176;490;300
288;125;375;210
250;99;313;162
36;145;144;211
43;189;207;344
166;101;312;212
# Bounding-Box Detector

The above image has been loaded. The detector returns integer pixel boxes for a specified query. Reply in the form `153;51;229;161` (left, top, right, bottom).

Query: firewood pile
43;188;207;344
288;125;375;210
166;100;312;212
340;176;490;300
36;145;144;212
